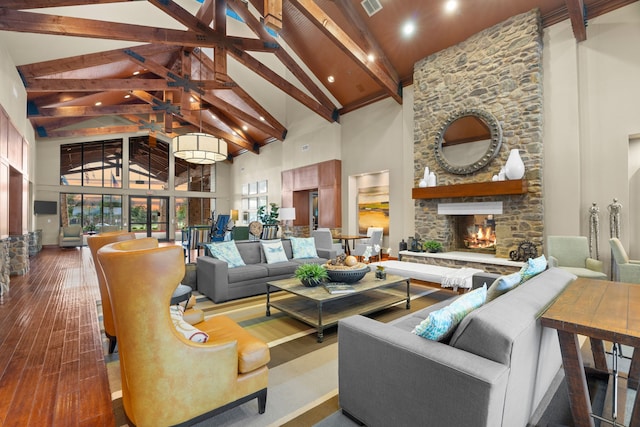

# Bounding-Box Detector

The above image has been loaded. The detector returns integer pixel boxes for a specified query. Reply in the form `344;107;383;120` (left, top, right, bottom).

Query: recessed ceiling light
242;125;248;131
95;101;102;106
133;70;140;76
402;21;416;37
124;94;131;99
444;0;458;13
232;130;238;136
259;116;265;121
328;76;335;83
367;54;375;62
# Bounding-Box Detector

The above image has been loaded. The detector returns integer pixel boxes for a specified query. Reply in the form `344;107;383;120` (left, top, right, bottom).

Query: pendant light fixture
172;48;227;165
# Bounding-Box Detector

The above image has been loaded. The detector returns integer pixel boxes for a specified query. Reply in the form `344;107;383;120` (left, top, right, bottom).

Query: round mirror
434;109;502;175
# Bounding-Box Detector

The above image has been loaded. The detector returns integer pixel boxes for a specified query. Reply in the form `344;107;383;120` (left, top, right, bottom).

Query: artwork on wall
358;185;389;235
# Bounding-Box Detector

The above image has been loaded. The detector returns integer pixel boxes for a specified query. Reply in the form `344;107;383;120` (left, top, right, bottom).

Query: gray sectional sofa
338;267;576;427
196;239;335;303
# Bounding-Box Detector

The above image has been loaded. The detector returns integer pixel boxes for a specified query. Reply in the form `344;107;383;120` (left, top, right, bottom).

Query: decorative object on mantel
509;240;538;262
428;171;437;187
504;149;525;180
419;167;429;187
588;202;600;260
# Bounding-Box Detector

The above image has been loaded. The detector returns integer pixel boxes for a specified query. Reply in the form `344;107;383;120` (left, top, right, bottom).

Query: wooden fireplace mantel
412;179;527;200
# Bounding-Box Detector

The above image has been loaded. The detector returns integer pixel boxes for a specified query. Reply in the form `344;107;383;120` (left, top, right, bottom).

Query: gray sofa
197;239;335;303
338;267;576;427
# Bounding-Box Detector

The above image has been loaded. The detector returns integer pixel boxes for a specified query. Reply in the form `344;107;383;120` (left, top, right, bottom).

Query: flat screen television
34;200;58;215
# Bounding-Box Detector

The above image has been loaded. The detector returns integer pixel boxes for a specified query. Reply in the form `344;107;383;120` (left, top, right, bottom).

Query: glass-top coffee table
266;272;410;342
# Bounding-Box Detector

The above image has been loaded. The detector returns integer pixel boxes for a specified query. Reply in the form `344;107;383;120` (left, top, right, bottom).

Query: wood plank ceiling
0;0;636;160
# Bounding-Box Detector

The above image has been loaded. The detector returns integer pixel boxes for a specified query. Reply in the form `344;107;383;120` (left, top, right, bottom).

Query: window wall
60;193;122;232
60;139;123;187
129;136;169;190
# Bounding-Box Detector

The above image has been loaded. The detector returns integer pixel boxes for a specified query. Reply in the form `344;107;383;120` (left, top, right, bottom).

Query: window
174;159;215;192
60;139;122;187
60;193;123;232
129;135;169;190
240;180;268;224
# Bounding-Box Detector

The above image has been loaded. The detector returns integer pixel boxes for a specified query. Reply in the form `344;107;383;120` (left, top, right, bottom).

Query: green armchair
609;238;640;283
58;225;83;248
546;235;607;279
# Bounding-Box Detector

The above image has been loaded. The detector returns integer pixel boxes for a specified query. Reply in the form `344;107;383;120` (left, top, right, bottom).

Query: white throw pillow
169;305;208;343
261;240;289;264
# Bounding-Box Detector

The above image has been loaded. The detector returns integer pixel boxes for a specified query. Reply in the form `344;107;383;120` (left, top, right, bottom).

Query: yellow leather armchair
98;238;270;426
87;231;137;354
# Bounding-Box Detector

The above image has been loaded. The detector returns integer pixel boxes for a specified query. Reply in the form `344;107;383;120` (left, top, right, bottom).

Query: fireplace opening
454;214;496;253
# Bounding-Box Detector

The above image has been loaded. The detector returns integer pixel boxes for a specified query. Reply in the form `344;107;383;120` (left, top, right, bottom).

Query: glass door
129;196;170;241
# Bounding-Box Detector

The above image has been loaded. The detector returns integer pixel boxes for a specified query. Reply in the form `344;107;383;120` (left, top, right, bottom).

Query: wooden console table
541;277;640;427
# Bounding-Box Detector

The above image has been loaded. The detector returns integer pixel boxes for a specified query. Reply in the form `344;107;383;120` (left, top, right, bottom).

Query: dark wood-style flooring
0;247;113;426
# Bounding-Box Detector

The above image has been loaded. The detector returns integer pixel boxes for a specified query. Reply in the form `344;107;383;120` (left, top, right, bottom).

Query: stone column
9;234;29;276
0;239;9;295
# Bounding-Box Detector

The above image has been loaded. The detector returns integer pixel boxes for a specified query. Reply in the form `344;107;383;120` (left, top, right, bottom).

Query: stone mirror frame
434;109;502;175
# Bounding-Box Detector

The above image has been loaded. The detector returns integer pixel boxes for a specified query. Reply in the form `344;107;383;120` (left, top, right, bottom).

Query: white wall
543;3;640;269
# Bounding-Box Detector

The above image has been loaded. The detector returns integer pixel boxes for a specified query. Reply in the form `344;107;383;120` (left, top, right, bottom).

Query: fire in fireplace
454;215;497;252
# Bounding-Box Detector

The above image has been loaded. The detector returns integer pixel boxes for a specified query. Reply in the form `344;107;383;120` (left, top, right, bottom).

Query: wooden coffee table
266;272;410;342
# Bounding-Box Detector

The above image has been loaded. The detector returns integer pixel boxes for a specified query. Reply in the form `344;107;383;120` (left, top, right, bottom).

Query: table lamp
279;207;296;238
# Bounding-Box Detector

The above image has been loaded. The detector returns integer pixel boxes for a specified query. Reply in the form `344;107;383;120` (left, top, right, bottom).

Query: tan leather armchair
98;238;270;426
87;231;137;354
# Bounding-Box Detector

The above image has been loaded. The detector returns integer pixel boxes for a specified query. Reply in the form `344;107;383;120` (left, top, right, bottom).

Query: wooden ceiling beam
24;78;172;92
228;47;337;122
288;0;402;104
17;44;176;79
45;125;143;139
29;104;156;118
227;0;337;116
332;0;400;86
1;0;130;8
565;0;587;41
0;8;271;51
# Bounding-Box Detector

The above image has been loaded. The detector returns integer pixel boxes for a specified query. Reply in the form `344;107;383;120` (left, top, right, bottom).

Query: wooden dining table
540;277;640;427
333;234;368;255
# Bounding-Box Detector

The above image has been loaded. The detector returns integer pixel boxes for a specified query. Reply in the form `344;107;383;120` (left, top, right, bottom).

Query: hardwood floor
0;247;114;426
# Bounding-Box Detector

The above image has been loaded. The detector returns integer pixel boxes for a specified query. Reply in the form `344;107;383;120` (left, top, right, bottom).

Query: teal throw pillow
413;284;487;341
520;254;547;282
290;237;318;259
446;284;487;323
412;307;454;341
261;240;288;264
486;272;522;303
206;241;245;268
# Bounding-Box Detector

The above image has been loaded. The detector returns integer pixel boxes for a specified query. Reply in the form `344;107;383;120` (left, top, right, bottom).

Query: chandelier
172;47;228;165
172;133;227;164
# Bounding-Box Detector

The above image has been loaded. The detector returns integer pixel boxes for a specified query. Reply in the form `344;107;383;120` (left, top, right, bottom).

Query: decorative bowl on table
324;263;370;283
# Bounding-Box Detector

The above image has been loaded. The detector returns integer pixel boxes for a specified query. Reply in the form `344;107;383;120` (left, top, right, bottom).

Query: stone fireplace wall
413;9;544;259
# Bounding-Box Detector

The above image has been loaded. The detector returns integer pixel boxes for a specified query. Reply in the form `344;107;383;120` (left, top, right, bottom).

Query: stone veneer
9;234;29;276
413;9;544;259
0;239;9;295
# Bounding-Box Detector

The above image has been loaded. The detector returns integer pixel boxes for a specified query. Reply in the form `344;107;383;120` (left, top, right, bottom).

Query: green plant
257;202;280;225
294;263;328;283
423;240;442;253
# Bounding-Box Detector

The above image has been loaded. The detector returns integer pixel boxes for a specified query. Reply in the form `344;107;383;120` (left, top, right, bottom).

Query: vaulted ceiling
0;0;636;160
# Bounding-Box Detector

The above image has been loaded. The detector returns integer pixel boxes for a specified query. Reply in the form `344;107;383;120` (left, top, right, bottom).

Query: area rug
101;284;454;426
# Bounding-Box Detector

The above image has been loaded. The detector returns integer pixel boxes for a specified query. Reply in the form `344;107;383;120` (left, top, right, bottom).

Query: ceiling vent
361;0;382;17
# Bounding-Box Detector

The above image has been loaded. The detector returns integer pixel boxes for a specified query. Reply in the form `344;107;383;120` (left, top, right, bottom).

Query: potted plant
257;202;280;225
423;240;442;253
294;263;328;287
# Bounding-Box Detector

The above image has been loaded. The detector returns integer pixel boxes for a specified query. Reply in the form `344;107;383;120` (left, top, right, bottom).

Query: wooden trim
411;179;527;199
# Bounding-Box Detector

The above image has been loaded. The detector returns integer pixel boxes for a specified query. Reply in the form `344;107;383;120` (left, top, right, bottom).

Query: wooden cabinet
281;159;341;229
